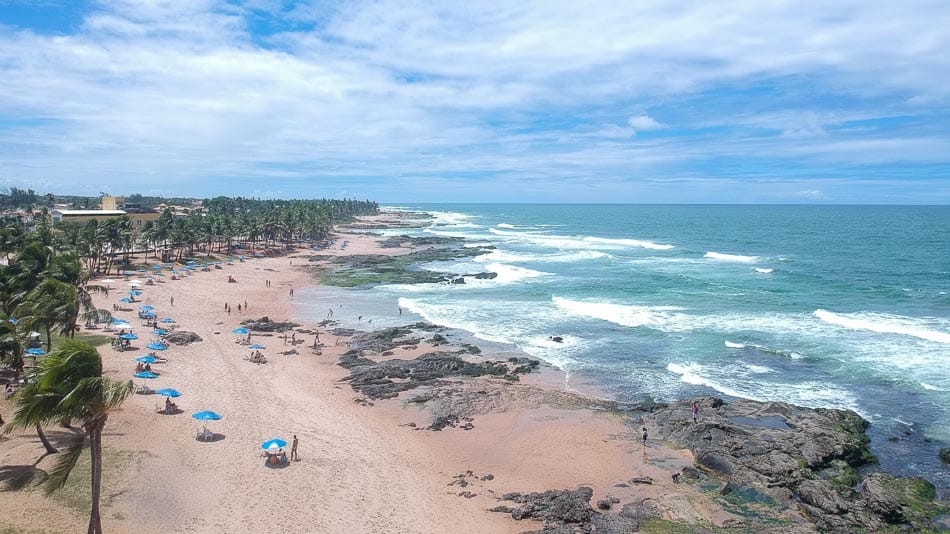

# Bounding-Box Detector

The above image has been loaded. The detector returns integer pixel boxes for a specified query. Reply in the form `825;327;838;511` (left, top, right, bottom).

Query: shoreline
0;213;943;532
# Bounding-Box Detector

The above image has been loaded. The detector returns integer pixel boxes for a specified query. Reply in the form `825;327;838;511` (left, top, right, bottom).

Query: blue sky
0;1;948;203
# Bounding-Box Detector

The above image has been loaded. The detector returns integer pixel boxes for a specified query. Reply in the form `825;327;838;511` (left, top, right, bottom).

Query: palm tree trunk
87;418;105;534
36;424;57;454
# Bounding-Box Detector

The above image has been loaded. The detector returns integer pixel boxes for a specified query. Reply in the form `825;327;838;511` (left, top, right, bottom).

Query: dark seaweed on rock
650;397;944;532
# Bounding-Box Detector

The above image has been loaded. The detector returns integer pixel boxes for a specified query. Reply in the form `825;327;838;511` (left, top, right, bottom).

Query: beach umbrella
112;319;130;327
25;348;45;355
101;278;116;285
136;355;159;363
28;331;41;338
249;343;265;350
141;311;156;318
192;410;222;421
146;342;167;351
119;297;133;303
155;388;181;397
261;438;287;451
128;290;142;296
129;280;143;286
139;305;154;311
134;371;159;379
232;327;249;334
160;317;175;324
152;328;168;336
119;333;138;340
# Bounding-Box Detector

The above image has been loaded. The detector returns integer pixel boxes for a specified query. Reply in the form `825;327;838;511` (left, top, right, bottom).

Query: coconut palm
6;339;133;534
14;279;78;350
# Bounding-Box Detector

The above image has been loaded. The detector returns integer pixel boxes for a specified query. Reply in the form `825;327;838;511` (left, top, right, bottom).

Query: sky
1;1;949;204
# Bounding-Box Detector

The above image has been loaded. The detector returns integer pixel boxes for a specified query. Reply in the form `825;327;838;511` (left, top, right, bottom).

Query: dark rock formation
492;487;639;533
649;397;944;531
340;351;528;400
242;317;300;332
164;330;202;345
940;447;950;464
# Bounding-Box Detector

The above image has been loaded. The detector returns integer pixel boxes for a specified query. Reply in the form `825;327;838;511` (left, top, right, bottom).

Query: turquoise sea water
297;204;950;491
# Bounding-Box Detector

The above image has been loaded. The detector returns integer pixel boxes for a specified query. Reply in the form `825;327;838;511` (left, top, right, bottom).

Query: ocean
296;204;950;492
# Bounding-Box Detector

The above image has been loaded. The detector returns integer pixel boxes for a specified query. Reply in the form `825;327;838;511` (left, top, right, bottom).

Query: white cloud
627;115;664;134
0;0;947;201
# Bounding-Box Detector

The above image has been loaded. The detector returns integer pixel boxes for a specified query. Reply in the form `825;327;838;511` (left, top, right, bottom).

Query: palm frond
42;433;85;495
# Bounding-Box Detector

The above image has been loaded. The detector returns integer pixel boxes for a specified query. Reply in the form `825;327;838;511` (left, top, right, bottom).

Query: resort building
51;196;161;233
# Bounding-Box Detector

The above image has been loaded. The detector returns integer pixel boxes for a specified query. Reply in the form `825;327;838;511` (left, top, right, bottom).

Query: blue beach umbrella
160;317;175;324
139;305;154;311
261;438;287;451
152;328;168;336
136;355;159;363
232;327;249;334
192;410;222;421
25;348;45;355
146;342;167;351
112;319;130;327
155;388;181;397
141;311;156;318
119;297;133;303
134;371;159;379
129;290;142;296
249;343;265;350
119;333;138;340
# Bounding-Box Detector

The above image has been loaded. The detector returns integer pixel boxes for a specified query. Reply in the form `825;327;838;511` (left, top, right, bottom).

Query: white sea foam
487;228;673;252
705;251;759;263
813;309;950;344
666;362;863;414
724;341;746;349
483;262;553;284
754;268;774;274
582;236;674;250
474;250;609;264
552;296;684;329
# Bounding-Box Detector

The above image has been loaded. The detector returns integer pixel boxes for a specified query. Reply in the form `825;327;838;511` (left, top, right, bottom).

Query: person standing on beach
398;306;402;316
642;426;648;445
289;287;294;298
170;296;174;307
291;435;298;461
692;402;699;423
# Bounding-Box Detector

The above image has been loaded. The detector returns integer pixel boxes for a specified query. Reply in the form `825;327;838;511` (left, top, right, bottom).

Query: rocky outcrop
164;330;202;345
242;316;300;332
649;397;944;531
340;351;526;400
490;487;640;533
940;448;950;464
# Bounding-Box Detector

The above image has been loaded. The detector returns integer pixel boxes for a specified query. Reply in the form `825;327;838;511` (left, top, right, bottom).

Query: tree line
0;194;377;533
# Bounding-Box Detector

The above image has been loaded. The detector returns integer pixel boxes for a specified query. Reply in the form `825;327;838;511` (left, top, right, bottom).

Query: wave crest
813;309;950;344
705;251;759;263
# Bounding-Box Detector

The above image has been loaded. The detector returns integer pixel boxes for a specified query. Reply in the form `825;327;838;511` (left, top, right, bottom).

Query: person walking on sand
642;426;648;445
170;296;174;307
291;435;299;461
289;287;294;298
692;401;699;423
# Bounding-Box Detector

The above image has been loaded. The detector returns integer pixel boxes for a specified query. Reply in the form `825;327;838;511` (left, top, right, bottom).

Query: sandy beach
1;223;745;533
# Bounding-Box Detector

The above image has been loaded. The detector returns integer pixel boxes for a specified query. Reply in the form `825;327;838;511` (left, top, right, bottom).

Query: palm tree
7;339;133;534
15;279;78;350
